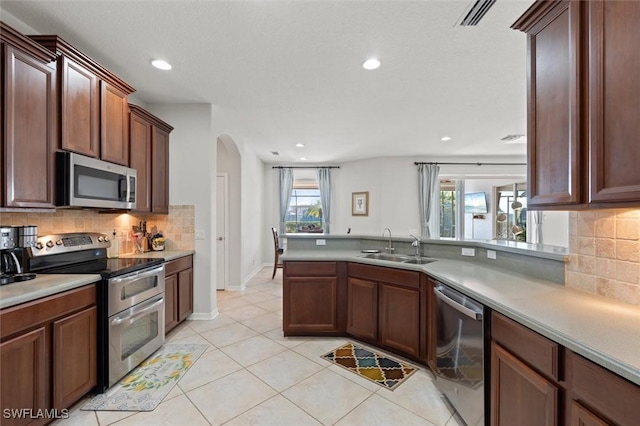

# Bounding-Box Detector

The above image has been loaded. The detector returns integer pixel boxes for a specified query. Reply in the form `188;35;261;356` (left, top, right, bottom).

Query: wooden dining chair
272;227;284;279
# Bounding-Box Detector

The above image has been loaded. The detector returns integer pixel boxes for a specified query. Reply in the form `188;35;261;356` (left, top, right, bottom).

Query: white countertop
119;250;195;261
0;274;101;310
282;249;640;386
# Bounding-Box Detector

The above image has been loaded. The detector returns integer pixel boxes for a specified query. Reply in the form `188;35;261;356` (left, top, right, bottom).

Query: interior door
216;174;228;290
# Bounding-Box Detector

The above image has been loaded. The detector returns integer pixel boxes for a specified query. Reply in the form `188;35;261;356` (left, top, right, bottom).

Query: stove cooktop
39;257;163;278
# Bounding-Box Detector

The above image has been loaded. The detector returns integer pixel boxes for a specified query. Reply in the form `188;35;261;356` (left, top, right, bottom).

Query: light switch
316;239;326;246
487;250;497;260
196;230;205;240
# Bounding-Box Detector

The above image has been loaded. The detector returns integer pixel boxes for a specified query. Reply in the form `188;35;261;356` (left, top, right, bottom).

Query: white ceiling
1;0;533;164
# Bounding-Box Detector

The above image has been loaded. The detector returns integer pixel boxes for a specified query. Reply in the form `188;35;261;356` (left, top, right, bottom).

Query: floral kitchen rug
82;343;208;411
321;342;418;390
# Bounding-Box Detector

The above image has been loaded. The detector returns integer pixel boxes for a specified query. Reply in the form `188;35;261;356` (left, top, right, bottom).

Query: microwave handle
118;175;127;201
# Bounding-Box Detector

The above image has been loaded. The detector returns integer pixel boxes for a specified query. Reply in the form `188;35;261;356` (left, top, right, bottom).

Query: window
439;180;457;238
285;185;323;234
495;182;527;241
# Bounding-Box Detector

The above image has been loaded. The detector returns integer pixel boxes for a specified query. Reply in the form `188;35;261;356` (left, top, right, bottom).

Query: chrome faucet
382;228;394;254
410;234;421;257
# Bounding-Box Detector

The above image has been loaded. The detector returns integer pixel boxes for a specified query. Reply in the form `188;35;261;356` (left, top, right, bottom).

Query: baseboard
226;283;246;291
188;308;219;321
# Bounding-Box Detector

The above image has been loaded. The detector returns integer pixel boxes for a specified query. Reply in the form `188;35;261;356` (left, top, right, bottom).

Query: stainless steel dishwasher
433;282;485;426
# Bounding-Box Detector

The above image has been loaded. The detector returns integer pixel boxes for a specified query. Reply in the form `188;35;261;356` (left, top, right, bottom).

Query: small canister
17;225;38;248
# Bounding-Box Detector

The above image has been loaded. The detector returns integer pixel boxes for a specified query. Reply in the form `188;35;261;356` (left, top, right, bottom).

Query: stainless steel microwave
56;152;137;209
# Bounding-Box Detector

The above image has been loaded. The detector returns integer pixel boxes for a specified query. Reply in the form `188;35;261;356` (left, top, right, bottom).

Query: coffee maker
1;225;37;286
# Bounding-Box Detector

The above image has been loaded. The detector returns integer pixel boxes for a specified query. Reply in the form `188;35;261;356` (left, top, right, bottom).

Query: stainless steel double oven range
26;232;165;392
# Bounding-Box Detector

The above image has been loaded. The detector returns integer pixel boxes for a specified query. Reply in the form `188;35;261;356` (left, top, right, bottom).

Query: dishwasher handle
434;286;483;320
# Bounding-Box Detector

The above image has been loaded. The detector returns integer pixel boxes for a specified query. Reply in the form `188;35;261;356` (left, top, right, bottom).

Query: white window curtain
316;168;332;234
279;168;294;234
455;179;465;240
532;211;544;244
418;164;440;238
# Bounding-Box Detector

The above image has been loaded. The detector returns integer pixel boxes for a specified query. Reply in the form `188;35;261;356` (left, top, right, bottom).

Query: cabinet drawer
1;284;97;339
567;350;640;426
165;255;193;275
284;261;337;277
491;312;559;381
348;263;419;289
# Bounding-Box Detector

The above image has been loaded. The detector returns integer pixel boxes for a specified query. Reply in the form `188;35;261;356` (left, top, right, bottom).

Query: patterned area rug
321;342;417;390
82;343;207;411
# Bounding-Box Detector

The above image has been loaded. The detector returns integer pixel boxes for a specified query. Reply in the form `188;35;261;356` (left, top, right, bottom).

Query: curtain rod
414;162;526;166
271;166;340;169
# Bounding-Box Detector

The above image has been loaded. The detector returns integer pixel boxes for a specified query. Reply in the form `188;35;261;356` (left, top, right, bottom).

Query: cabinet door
0;327;48;426
3;45;56;208
129;111;152;212
52;306;96;409
521;1;582;207
588;0;640;203
283;277;338;334
100;81;129;165
346;277;377;341
60;56;99;157
570;401;609;426
379;283;420;358
491;342;558;426
165;273;179;333
177;268;193;322
151;127;169;213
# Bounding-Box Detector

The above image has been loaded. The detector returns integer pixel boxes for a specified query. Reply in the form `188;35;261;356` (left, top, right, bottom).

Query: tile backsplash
0;205;195;253
568;209;640;305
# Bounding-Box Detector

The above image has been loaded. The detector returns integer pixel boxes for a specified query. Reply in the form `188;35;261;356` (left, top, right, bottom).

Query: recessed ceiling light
151;59;172;70
300;157;307;161
295;143;305;148
362;58;381;70
441;136;452;141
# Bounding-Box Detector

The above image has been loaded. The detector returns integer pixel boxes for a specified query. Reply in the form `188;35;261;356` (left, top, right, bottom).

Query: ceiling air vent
271;151;280;156
458;0;497;26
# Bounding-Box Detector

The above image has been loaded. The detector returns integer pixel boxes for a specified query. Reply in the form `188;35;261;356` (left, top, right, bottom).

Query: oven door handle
434;287;483;320
111;296;164;326
110;265;165;284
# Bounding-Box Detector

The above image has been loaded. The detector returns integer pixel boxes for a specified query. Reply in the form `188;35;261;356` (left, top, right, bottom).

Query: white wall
262;155;529;262
540;211;569;247
147;103;217;318
240;145;266;280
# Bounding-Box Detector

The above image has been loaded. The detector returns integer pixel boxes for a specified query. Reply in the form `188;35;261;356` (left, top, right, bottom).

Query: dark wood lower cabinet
0;327;48;426
491;342;558;426
379;283;419;358
164;255;194;334
284;277;339;334
0;284;97;426
52;306;97;409
346;277;377;341
569;401;608;426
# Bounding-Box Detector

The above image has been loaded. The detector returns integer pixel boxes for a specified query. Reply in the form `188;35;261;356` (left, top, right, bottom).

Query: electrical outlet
461;248;476;257
487;250;497;260
195;229;205;240
316;239;326;246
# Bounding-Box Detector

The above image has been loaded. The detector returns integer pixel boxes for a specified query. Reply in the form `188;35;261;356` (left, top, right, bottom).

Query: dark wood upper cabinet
29;35;135;165
151;126;170;214
60;56;99;157
129;104;173;214
513;0;581;208
1;23;57;208
100;81;129;165
587;0;640;203
513;0;640;208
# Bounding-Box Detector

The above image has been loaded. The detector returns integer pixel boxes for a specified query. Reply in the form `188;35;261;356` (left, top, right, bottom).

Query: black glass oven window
121;311;159;360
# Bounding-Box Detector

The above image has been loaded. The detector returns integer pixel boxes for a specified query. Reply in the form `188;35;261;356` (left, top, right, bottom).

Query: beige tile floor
56;267;463;426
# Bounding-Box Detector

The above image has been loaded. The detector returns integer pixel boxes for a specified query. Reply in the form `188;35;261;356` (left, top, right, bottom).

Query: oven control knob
56;240;63;246
98;236;105;242
104;236;110;242
35;242;44;250
46;241;54;248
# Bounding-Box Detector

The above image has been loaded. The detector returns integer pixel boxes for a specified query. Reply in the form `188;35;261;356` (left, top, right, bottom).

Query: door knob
216;237;223;241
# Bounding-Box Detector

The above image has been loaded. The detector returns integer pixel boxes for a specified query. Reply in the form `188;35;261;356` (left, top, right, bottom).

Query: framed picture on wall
352;191;369;216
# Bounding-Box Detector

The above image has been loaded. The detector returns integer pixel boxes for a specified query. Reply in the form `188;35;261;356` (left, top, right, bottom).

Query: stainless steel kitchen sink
360;253;436;264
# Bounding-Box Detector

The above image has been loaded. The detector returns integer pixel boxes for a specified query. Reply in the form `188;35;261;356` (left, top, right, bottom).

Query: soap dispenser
109;229;119;258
